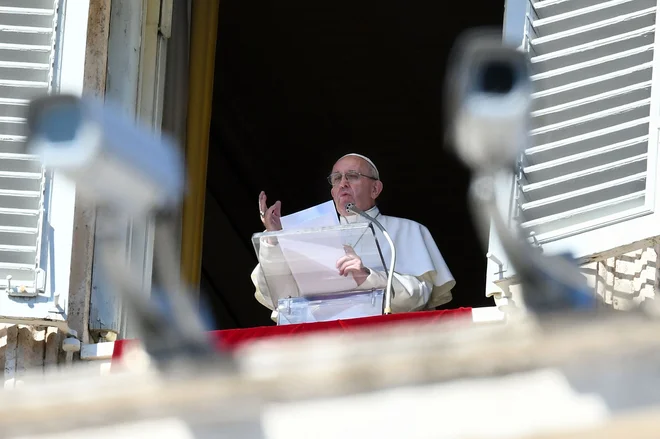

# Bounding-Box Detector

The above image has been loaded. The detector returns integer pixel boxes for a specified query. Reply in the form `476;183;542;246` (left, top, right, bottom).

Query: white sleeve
251;240;300;315
355;269;435;313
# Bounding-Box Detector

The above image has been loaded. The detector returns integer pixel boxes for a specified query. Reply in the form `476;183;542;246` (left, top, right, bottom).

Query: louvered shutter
0;1;56;297
488;0;660;286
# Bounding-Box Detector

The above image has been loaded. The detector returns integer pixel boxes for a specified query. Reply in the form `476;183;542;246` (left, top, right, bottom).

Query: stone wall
491;246;659;313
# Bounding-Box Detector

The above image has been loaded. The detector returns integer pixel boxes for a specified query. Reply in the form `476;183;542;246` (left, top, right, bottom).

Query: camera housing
25;94;185;215
445;28;532;171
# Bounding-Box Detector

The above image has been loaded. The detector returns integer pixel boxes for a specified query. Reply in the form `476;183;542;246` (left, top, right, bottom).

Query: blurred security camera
445;28;532;171
25;94;185;215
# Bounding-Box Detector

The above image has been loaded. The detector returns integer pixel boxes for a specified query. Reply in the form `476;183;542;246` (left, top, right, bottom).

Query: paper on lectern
278;200;358;295
280;200;339;230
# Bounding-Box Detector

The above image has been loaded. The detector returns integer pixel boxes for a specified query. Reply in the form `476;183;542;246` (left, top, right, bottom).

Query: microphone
345;203;396;315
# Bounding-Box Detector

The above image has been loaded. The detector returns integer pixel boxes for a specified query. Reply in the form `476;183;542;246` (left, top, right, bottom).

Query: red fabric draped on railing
111;308;472;362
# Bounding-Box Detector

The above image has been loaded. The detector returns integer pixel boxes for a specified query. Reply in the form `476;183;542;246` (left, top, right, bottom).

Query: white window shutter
0;2;55;308
488;0;660;289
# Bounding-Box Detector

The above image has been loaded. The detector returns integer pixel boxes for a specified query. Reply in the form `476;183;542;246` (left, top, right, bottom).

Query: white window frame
48;0;89;325
89;0;171;340
487;0;660;296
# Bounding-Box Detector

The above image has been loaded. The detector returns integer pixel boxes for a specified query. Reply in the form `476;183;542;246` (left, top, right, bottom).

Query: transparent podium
252;223;388;325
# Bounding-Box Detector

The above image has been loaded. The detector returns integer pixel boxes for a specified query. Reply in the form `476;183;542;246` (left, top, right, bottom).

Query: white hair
339;153;380;180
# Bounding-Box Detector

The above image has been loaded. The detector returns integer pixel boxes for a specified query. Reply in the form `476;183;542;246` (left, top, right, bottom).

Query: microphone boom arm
346;203;396;314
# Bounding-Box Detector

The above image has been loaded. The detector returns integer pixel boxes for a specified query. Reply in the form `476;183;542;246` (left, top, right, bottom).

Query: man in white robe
252;153;456;321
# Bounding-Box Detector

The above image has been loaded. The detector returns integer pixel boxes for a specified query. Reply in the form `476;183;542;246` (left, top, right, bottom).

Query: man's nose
339;176;350;188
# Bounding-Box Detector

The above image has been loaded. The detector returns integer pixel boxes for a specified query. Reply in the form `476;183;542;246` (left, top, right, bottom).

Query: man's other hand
337;245;369;286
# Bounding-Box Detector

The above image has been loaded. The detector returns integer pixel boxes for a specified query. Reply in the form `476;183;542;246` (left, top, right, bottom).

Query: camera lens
31;98;82;143
478;60;516;94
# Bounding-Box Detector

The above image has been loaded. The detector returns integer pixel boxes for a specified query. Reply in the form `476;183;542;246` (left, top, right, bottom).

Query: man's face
330;156;382;216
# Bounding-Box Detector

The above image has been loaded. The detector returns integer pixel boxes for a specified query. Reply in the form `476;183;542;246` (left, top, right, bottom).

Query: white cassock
251;205;456;322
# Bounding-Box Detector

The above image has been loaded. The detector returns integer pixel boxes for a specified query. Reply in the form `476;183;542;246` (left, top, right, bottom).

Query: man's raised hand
259;191;282;232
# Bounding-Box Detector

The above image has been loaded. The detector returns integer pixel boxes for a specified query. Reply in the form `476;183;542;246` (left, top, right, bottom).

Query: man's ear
372;180;383;199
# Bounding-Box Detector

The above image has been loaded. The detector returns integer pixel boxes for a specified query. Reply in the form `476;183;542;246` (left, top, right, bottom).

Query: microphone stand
345;203;396;314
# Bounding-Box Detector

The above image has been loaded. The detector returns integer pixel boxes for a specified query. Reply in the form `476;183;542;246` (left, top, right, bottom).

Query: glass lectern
252;223;387;325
